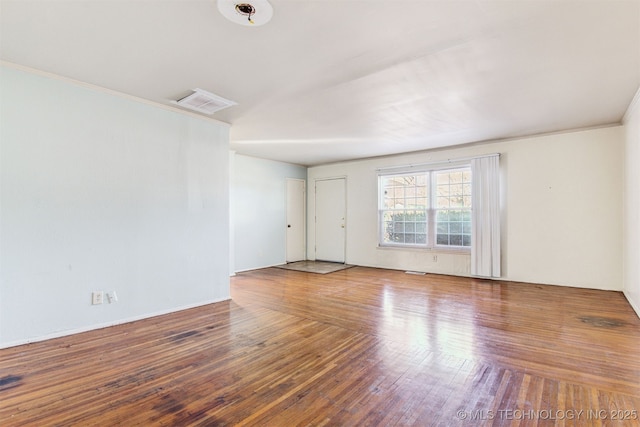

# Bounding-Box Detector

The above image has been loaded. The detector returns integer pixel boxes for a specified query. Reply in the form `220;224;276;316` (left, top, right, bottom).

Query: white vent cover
173;88;236;115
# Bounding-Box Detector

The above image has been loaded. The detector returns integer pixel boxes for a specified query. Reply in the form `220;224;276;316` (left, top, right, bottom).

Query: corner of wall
622;84;640;319
624;291;640;319
623;85;640;125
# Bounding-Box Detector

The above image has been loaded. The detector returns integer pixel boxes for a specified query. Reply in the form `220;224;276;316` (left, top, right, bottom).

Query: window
379;167;471;249
380;174;428;245
435;169;472;247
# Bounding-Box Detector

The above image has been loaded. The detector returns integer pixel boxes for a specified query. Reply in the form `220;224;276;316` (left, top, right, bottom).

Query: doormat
275;261;355;274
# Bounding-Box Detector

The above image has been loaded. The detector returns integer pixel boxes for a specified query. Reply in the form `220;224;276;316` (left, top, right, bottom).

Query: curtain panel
471;155;501;277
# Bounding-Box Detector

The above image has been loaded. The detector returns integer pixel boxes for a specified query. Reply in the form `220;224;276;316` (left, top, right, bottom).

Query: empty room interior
1;0;640;425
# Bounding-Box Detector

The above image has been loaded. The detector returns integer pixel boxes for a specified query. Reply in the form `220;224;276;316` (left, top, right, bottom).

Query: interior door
286;179;306;262
315;178;346;263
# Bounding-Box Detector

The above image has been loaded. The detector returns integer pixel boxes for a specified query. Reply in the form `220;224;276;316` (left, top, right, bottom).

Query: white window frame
378;165;471;251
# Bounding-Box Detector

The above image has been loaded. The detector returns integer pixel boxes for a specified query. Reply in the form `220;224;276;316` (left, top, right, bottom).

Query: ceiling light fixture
235;3;256;24
217;0;273;26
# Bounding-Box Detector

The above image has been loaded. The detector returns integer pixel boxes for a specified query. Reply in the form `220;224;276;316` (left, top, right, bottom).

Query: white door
315;178;346;263
286;179;306;262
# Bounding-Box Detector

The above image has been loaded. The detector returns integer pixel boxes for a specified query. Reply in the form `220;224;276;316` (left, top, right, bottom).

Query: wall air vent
173;88;237;115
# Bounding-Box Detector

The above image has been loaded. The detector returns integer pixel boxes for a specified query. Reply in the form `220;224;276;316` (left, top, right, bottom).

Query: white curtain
471;155;501;277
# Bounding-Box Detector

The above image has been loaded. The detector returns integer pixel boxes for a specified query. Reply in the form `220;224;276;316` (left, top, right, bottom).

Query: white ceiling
2;0;639;166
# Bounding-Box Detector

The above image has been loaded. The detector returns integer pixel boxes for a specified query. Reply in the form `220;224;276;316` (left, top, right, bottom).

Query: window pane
436;173;449;185
435;207;471;247
450;196;463;208
436;210;448;221
450;172;463;184
437;196;450;208
381;207;427;246
434;169;471;235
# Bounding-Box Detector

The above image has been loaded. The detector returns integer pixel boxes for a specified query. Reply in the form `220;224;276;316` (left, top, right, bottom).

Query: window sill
377;244;470;254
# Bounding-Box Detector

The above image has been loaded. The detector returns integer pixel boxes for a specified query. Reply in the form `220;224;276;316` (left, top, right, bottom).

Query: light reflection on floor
378;285;477;361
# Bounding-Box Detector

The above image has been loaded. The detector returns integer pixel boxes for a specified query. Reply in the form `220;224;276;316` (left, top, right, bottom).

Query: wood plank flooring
1;267;639;426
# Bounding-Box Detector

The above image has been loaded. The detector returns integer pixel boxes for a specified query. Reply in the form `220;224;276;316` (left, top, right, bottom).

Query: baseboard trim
234;262;286;274
623;290;640;320
0;297;231;349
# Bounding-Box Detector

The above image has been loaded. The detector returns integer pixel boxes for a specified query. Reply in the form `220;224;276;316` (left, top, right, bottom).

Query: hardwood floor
1;267;639;426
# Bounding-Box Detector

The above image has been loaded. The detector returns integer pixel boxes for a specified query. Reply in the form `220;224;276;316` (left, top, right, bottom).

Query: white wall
232;154;306;272
0;66;231;347
623;89;640;317
308;126;623;290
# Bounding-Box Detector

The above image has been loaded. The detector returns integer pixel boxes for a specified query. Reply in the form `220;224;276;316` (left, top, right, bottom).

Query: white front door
286;179;306;262
315;178;346;263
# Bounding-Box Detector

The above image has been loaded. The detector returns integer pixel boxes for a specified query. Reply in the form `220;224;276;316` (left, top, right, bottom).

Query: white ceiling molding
0;61;230;126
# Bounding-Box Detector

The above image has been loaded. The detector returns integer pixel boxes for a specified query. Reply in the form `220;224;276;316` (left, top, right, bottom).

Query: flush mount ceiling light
172;88;237;115
217;0;273;26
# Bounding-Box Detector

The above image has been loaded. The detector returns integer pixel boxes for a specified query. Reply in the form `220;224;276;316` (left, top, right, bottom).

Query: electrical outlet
106;291;118;304
432;255;438;262
92;291;103;305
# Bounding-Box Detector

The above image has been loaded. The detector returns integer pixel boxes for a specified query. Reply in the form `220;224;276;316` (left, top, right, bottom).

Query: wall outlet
92;291;103;305
106;291;118;304
432;255;438;262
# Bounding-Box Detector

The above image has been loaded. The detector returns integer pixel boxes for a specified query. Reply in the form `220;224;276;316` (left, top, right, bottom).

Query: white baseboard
233;262;286;274
0;297;231;349
623;290;640;320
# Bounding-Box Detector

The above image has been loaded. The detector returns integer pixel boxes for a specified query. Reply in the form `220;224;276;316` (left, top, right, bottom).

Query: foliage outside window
379;167;471;249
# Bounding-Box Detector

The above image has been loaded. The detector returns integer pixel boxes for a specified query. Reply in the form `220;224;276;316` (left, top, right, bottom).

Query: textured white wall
0;66;231;347
624;89;640;317
308;126;623;290
232;154;306;272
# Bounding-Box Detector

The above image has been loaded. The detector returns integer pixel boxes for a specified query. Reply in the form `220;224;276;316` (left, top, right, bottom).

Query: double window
378;167;471;249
